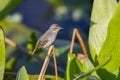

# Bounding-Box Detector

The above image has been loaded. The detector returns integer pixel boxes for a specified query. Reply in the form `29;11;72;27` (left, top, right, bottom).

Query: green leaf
89;0;118;61
65;53;101;80
96;2;120;80
16;66;29;80
0;26;5;80
65;53;83;80
27;32;38;60
5;57;18;71
27;32;37;51
82;58;100;78
0;0;21;21
0;0;10;10
74;55;111;80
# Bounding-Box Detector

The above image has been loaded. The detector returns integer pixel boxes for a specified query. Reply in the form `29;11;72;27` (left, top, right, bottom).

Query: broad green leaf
96;2;120;80
89;0;118;61
65;53;100;80
0;0;21;21
0;26;5;80
65;53;83;80
16;66;29;80
74;56;111;80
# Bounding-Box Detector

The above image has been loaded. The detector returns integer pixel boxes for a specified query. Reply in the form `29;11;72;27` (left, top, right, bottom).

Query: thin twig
5;37;43;60
75;29;88;57
53;47;58;80
69;28;88;57
38;45;54;80
5;37;65;74
70;28;76;53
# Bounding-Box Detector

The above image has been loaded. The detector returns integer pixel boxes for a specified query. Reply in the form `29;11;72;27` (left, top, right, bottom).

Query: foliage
0;0;120;80
0;26;5;80
16;66;29;80
0;0;21;21
89;0;118;61
89;0;120;80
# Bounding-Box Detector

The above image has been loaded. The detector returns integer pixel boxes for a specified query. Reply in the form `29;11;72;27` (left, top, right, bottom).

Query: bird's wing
37;29;53;48
37;39;48;49
31;39;48;55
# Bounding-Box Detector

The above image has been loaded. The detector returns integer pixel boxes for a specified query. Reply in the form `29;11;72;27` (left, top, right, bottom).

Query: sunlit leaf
82;58;100;78
89;0;118;61
97;2;120;80
0;26;5;80
74;55;111;80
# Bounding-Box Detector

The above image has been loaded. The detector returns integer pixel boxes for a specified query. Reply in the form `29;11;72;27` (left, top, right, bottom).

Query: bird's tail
31;48;37;55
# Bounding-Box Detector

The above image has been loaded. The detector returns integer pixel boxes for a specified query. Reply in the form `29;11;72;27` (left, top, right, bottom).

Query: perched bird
32;24;63;55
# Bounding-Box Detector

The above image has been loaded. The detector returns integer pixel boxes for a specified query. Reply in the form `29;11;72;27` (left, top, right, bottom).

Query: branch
53;47;58;80
75;29;88;57
5;37;65;74
38;45;54;80
70;28;88;57
70;28;76;53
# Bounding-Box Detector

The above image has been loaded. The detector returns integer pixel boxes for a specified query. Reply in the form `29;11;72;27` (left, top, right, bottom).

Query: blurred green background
0;0;92;78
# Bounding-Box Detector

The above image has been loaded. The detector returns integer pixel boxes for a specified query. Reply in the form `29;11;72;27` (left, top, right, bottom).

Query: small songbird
32;24;63;55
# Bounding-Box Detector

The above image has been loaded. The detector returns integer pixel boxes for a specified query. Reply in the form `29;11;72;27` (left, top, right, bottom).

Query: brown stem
69;28;88;57
38;45;54;80
70;29;76;53
53;48;58;80
75;28;88;57
5;37;65;74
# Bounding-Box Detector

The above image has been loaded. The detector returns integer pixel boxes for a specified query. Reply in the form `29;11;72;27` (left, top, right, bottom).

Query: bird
31;24;63;55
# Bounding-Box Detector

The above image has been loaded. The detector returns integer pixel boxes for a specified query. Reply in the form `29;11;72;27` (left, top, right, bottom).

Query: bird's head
50;24;63;32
